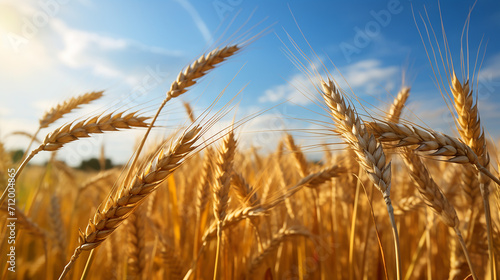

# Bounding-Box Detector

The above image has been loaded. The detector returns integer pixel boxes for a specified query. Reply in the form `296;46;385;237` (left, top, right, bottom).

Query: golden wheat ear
20;90;104;163
128;45;242;174
40;91;104;129
320;79;402;279
57;126;201;280
0;110;150;208
9;111;150;180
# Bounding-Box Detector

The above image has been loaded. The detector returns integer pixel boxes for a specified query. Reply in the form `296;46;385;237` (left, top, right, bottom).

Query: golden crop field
1;3;499;280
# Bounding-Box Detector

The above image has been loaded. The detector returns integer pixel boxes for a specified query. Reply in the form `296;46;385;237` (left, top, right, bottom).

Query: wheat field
1;8;500;280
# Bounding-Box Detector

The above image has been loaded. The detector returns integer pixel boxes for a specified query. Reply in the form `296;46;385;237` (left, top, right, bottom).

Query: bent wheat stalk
14;112;149;178
450;73;495;278
128;45;240;180
0;111;149;207
320;79;401;280
22;90;104;161
58;126;201;280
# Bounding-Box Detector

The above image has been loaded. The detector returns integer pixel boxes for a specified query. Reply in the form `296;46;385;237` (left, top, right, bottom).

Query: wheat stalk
320;79;401;279
58;126;201;280
212;130;236;280
450;72;495;278
128;45;240;181
7;111;149;190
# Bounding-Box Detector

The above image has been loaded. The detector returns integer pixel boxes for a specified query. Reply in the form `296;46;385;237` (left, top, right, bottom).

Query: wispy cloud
259;59;399;105
51;19;184;83
173;0;213;45
258;74;315;105
339;59;398;93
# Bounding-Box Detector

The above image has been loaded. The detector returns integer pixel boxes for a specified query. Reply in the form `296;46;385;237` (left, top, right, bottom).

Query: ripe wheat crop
1;8;499;280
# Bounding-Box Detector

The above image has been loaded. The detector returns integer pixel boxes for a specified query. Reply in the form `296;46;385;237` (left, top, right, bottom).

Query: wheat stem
455;227;479;280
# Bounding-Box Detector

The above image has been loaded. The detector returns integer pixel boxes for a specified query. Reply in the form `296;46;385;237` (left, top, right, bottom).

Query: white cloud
339;59;398;93
259;59;398;105
479;53;500;80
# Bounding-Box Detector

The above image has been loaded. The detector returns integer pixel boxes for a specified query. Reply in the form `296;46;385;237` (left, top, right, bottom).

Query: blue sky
1;0;499;165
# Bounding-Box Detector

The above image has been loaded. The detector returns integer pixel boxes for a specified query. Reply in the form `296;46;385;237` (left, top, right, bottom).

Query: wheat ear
231;172;260;207
284;133;308;177
202;206;266;242
20;90;104;166
49;195;67;262
247;226;312;276
320;79;401;280
450;72;495;277
127;209;146;278
20;90;104;158
365;121;500;186
393;195;424;216
401;149;478;280
11;111;149;181
39;91;104;128
58;126;201;280
386;87;410;123
262;165;345;214
212;130;236;280
128;45;240;181
183;101;196;123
